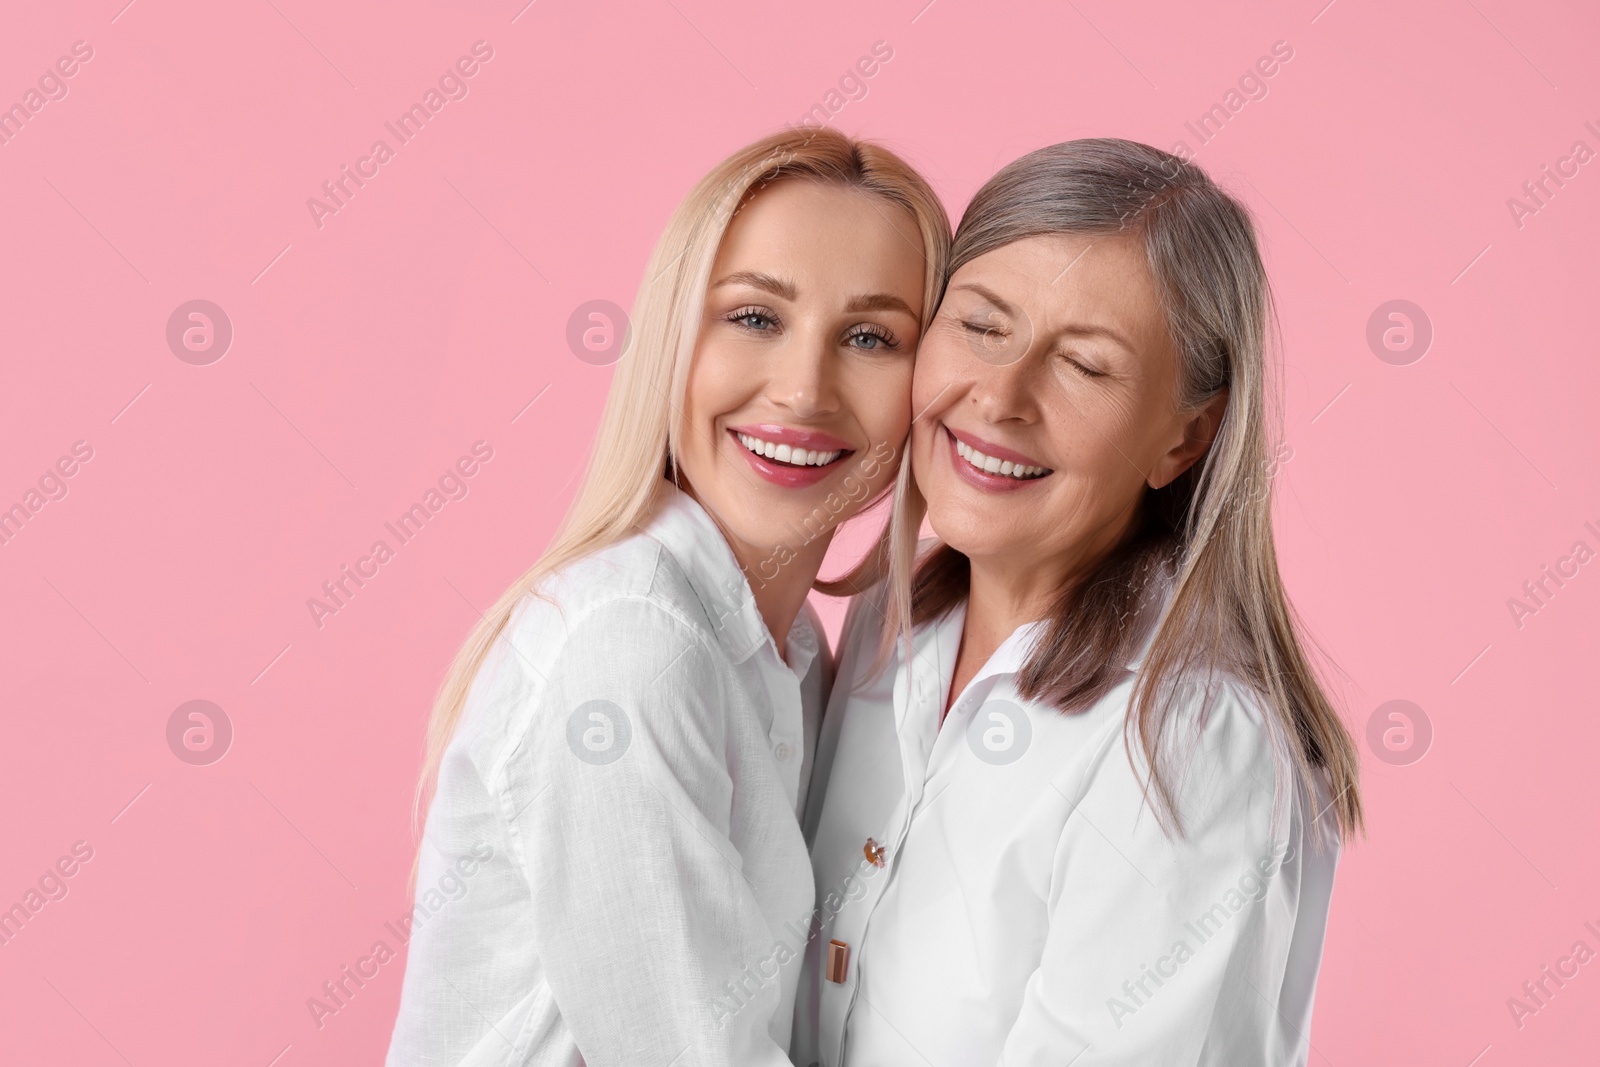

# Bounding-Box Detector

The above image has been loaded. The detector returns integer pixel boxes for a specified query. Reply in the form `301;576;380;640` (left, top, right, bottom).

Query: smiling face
911;232;1224;596
677;179;927;581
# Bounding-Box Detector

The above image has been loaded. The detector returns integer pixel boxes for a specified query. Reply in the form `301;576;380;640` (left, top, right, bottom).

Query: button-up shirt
792;581;1340;1067
386;485;827;1067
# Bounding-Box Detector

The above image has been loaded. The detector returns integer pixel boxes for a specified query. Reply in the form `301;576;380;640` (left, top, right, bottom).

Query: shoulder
1177;673;1300;833
481;534;727;708
1168;672;1278;757
1088;669;1293;843
522;533;714;644
502;549;730;753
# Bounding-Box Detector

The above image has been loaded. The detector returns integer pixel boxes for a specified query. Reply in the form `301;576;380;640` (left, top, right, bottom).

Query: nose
965;353;1038;426
766;319;841;420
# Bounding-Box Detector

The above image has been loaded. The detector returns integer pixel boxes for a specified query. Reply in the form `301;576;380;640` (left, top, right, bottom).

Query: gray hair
902;138;1362;842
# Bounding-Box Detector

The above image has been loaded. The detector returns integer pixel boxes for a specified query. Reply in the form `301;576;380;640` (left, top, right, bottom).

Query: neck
953;518;1132;709
731;534;833;657
676;481;831;657
961;552;1068;668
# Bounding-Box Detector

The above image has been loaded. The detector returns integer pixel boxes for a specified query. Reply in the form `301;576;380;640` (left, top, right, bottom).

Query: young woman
795;139;1363;1066
385;129;950;1067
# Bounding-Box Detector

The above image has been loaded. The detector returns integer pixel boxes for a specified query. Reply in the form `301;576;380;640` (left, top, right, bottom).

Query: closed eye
1062;354;1106;378
961;320;1007;340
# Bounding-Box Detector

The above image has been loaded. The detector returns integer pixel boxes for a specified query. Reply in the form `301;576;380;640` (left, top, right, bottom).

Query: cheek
854;361;915;448
684;339;753;427
1040;388;1165;503
678;344;740;473
908;417;942;497
911;333;963;411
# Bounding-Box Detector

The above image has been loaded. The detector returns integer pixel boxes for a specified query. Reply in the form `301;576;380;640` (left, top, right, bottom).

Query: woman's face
679;180;926;582
911;232;1222;587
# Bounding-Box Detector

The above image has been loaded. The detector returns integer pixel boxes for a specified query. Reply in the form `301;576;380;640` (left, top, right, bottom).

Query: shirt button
773;742;792;761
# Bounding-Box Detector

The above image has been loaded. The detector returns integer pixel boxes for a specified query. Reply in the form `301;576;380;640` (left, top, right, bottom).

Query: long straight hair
412;128;951;838
890;139;1362;841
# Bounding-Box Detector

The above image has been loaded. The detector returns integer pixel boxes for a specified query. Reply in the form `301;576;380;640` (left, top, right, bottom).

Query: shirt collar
931;564;1176;684
784;607;820;681
640;483;775;666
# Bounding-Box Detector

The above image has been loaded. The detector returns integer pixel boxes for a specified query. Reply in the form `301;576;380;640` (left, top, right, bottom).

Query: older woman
792;139;1363;1067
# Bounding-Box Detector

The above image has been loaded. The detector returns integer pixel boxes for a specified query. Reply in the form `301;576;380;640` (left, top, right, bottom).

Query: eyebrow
711;270;797;300
951;282;1020;317
951;282;1137;353
713;270;918;319
844;292;918;318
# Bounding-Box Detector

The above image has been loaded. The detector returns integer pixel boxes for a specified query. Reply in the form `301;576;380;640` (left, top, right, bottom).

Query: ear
1148;389;1228;490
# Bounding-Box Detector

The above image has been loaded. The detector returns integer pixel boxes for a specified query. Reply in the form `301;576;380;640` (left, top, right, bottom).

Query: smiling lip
943;424;1052;493
727;424;853;451
728;425;854;489
945;426;1047;469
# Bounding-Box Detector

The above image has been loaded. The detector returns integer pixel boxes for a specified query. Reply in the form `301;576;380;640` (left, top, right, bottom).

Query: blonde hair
412;127;951;844
888;139;1362;842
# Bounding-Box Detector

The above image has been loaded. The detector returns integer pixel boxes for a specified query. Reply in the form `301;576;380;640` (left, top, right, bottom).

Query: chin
926;504;1009;560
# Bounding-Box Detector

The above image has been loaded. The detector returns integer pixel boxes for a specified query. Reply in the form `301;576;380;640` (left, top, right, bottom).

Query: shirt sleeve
505;595;796;1067
998;679;1311;1067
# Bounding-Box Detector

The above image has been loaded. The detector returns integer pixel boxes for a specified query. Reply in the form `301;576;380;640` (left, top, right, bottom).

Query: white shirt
792;581;1340;1067
386;485;829;1067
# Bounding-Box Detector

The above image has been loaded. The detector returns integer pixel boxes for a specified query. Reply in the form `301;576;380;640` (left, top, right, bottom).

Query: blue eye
727;307;778;332
847;326;899;351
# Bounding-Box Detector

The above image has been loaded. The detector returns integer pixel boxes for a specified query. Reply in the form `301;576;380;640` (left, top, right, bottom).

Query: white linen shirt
386;485;828;1067
792;583;1340;1067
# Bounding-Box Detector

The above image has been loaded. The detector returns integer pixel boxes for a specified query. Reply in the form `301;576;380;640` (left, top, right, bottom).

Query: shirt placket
759;650;805;810
705;570;807;811
834;638;946;1065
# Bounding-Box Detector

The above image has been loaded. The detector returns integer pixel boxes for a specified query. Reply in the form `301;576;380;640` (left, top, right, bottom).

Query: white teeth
736;432;843;468
954;437;1048;479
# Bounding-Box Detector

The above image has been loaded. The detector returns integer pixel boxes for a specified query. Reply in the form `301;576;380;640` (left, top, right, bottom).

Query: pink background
2;0;1597;1063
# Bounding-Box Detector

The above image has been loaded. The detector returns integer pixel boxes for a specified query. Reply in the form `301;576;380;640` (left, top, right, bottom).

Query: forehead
949;233;1169;353
713;180;925;291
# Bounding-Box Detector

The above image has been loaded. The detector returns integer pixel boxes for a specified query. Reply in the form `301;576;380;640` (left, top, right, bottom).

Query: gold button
863;838;886;867
826;939;850;983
